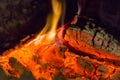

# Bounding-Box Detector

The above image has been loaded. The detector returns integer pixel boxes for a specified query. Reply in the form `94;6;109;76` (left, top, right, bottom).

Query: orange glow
0;0;120;80
0;24;120;80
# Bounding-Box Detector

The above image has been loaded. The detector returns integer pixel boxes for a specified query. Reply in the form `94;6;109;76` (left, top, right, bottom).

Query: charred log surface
80;0;120;41
62;16;120;67
0;66;9;80
9;57;35;80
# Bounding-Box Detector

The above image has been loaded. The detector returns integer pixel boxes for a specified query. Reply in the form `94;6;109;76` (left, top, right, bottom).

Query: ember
0;0;120;80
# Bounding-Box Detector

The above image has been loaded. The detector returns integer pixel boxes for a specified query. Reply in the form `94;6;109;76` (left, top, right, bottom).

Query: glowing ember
0;0;120;80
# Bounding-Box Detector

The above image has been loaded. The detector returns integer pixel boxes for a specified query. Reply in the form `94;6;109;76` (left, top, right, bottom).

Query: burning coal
0;0;120;80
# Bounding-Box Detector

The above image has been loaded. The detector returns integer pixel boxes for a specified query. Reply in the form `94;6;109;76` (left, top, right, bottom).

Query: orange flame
33;0;62;45
0;0;119;80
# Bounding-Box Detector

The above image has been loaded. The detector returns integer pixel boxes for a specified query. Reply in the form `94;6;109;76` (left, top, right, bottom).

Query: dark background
0;0;120;53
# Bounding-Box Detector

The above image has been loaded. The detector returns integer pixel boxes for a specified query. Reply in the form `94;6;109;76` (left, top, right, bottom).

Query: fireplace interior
0;0;120;80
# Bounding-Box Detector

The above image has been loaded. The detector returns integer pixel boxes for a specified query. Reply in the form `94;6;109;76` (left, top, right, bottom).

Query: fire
0;0;65;79
0;0;120;80
35;0;62;45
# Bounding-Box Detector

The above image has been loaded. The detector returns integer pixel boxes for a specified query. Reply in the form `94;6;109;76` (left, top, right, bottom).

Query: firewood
62;16;120;67
0;17;120;80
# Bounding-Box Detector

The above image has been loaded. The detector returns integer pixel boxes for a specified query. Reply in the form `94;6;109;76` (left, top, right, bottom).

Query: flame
35;0;62;45
0;0;120;80
0;0;63;79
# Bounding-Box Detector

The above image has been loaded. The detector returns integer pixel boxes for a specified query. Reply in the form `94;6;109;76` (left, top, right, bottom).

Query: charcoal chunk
19;70;35;80
78;58;94;73
9;57;26;75
96;65;108;76
53;74;67;80
0;66;9;80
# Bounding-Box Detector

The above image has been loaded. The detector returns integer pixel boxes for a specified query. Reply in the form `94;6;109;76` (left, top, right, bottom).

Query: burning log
60;16;120;66
0;16;120;80
0;0;120;79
